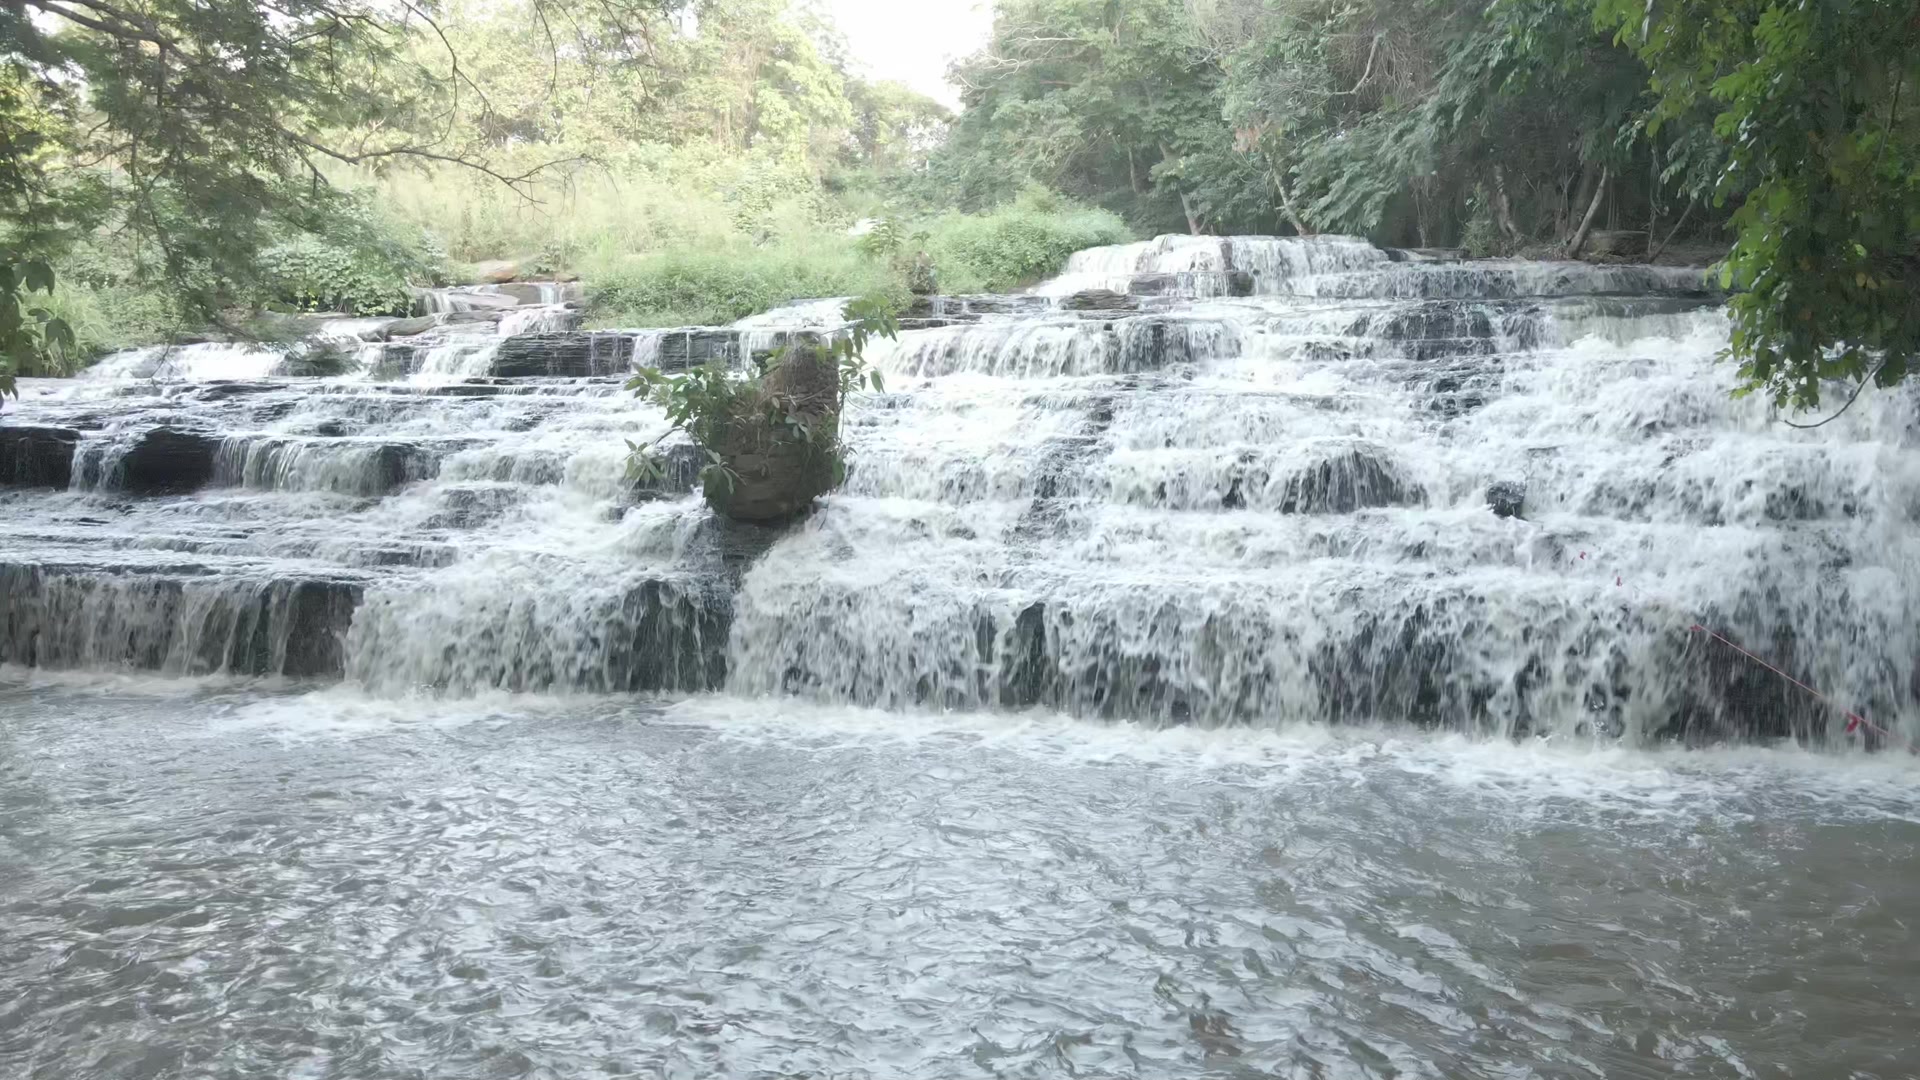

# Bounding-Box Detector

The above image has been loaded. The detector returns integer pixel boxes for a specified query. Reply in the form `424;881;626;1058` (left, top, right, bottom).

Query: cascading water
5;236;1919;1080
5;238;1917;742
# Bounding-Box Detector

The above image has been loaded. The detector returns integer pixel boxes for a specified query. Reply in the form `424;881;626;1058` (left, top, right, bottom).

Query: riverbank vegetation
2;0;1915;408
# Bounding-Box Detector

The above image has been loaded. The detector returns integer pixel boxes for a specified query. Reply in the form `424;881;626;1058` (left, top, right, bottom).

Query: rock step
1;425;81;488
0;561;363;678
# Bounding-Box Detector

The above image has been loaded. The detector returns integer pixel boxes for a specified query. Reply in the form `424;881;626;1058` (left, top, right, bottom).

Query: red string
1573;550;1910;751
1688;625;1914;752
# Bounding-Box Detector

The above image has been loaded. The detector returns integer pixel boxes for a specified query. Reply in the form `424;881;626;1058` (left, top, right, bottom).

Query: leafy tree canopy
1594;0;1920;410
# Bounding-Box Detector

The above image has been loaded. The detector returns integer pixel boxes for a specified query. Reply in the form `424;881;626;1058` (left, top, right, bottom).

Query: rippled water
5;674;1918;1079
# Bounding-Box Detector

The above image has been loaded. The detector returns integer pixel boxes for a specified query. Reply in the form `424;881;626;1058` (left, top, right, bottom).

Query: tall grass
37;284;186;372
922;197;1133;293
369;156;1138;325
587;239;898;328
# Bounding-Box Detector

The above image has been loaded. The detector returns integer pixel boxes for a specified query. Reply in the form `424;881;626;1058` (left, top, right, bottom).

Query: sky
825;0;994;109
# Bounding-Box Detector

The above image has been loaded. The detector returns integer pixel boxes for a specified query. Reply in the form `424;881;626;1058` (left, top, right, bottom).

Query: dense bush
42;284;182;367
256;201;445;316
922;193;1133;293
588;240;898;327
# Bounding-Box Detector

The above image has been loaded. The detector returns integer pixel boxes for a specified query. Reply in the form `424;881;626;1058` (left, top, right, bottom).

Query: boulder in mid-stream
0;425;82;489
703;344;842;524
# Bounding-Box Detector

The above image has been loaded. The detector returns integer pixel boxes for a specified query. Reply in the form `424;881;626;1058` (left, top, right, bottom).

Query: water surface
5;676;1917;1079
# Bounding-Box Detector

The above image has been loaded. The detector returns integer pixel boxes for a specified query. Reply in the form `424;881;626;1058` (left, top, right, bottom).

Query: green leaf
22;261;54;294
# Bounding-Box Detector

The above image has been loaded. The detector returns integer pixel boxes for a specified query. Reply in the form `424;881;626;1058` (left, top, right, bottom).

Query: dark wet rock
630;441;707;502
1663;622;1827;745
188;381;284;401
1129;272;1180;296
0;561;363;678
382;315;439;339
216;436;451;496
597;578;732;692
273;345;358;378
650;329;748;371
1116;316;1239;371
1488;480;1527;519
490;282;580;306
421;485;527;529
681;514;790;584
996;601;1051;708
492;332;638;378
0;425;81;489
117;428;222;495
1277;446;1415;514
1061;289;1138;312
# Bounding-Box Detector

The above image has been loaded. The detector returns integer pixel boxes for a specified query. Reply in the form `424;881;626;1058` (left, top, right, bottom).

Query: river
2;235;1918;1077
4;677;1918;1077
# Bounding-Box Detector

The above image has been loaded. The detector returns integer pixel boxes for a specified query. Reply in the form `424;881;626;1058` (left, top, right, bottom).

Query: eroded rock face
117;429;222;495
704;345;842;524
492;333;638;378
0;425;81;488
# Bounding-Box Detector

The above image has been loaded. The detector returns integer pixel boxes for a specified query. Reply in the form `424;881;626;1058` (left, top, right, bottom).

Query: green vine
624;293;899;498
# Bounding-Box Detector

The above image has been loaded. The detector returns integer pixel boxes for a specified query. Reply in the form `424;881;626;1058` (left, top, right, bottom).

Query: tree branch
1781;361;1888;430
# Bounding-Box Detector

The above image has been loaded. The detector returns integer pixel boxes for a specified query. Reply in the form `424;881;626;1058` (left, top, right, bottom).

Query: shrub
256;198;445;316
587;240;899;327
922;194;1132;293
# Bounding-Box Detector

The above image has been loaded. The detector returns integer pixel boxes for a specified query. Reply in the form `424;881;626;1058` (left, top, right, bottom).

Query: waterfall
5;236;1915;745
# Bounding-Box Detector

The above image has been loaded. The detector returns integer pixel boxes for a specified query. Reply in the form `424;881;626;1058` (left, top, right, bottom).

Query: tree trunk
1160;141;1204;235
1648;141;1660;256
1491;164;1522;243
1271;169;1311;236
1648;201;1697;264
1565;167;1610;258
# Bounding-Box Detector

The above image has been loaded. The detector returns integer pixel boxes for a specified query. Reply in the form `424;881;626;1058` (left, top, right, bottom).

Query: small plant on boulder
625;294;897;522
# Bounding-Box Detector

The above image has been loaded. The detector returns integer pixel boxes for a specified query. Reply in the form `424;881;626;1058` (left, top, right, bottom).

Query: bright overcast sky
826;0;994;109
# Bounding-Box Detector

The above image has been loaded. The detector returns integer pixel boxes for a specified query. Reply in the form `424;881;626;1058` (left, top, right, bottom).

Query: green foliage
588;238;898;328
623;293;897;499
256;200;444;315
0;256;75;397
940;0;1241;234
1594;0;1920;409
921;194;1133;293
